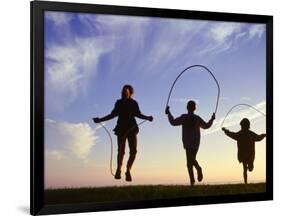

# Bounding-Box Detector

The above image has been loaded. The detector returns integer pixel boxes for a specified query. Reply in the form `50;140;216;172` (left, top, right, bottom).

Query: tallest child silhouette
93;85;153;182
165;101;215;186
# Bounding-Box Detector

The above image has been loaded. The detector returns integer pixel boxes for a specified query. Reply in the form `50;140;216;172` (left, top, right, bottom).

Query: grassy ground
45;183;266;205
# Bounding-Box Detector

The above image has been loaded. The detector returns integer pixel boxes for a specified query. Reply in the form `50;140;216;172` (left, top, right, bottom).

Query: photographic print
31;1;273;215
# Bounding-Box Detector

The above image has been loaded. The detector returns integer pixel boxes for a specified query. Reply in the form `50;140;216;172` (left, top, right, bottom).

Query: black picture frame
30;1;273;215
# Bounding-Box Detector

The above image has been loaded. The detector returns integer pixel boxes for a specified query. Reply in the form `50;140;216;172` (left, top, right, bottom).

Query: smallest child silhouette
222;118;266;184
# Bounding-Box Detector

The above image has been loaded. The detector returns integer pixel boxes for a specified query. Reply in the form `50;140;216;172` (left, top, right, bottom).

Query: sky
44;11;266;188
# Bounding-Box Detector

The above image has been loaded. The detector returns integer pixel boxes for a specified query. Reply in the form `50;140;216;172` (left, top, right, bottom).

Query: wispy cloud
241;96;251;101
45;11;74;27
234;31;247;40
197;22;265;56
248;24;265;40
209;23;243;43
220;96;230;101
46;37;111;111
82;14;151;75
45;13;150;111
45;12;266;113
46;150;64;161
45;119;98;161
79;15;209;77
137;19;208;76
197;22;244;55
204;101;266;135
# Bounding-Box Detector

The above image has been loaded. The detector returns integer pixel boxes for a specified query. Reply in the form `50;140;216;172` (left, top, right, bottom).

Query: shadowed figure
222;118;266;184
165;100;215;186
93;85;153;182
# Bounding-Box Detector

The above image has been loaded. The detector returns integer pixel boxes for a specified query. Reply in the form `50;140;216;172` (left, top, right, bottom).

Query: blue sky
44;11;266;188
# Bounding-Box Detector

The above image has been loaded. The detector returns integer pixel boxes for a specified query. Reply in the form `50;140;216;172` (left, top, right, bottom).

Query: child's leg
243;162;248;184
126;133;137;172
186;149;195;185
122;133;137;182
193;159;201;170
191;149;203;182
248;160;254;172
117;135;126;171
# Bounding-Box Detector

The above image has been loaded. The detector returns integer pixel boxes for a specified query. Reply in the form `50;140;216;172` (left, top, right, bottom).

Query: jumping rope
97;123;115;176
97;119;147;177
220;103;266;128
166;64;220;114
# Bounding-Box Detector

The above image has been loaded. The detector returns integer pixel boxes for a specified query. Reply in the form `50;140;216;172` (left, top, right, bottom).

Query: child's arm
222;128;239;140
165;106;184;126
93;101;119;123
199;113;215;129
252;132;266;142
134;101;153;121
135;113;153;121
93;113;116;123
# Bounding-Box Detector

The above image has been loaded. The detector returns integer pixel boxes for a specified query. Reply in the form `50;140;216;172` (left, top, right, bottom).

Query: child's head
240;118;250;130
186;100;196;113
122;84;134;99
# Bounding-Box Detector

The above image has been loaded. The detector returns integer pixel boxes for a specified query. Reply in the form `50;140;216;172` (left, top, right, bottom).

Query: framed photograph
31;1;273;215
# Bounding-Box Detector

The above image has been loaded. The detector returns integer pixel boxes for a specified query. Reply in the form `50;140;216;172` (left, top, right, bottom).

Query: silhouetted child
93;85;153;182
222;118;266;184
165;100;215;186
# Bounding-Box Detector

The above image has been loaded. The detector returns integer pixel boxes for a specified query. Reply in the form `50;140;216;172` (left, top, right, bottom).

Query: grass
44;183;266;205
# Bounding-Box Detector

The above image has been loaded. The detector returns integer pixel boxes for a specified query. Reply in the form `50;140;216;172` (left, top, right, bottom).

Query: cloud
45;119;98;160
220;96;230;101
137;19;208;75
45;11;74;26
78;15;209;77
45;12;266;112
82;14;150;74
197;22;265;56
248;24;265;39
204;101;266;135
210;23;243;43
198;22;244;55
78;14;149;51
45;36;112;110
77;13;148;36
94;14;149;31
45;13;149;111
46;150;64;161
45;12;116;111
241;96;251;101
235;31;247;40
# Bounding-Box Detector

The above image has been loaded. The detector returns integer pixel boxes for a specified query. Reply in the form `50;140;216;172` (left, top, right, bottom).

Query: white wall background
0;0;279;215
